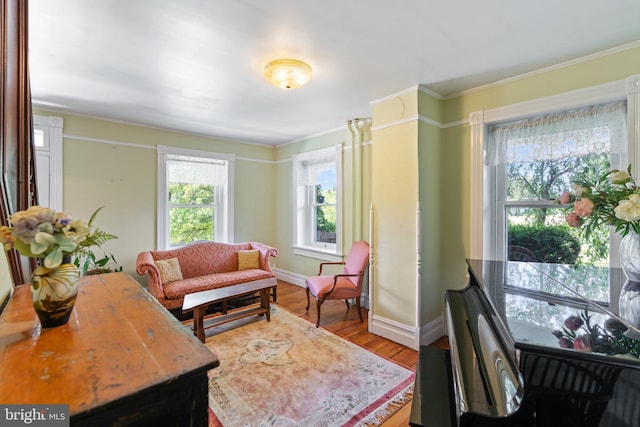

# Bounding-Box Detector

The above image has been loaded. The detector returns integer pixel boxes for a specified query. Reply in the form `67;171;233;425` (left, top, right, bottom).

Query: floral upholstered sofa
136;241;278;311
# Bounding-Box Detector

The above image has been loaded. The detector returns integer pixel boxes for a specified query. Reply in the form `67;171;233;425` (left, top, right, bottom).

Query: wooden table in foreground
0;272;219;426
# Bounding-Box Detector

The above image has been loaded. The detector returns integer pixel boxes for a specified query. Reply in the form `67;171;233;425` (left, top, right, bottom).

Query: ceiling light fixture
264;58;312;90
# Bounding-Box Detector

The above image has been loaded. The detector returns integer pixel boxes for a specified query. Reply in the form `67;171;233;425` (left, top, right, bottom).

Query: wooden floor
273;279;448;427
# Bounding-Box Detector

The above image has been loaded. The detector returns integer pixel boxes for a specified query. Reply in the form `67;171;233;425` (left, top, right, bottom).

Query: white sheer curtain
486;101;627;169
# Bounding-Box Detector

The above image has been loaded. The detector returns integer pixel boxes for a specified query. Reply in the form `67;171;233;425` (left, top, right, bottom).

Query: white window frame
470;75;640;261
157;145;234;249
292;145;343;262
33;115;63;211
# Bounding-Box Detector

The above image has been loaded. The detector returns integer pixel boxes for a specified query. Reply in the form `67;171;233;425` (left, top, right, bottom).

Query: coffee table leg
194;306;205;343
261;289;271;322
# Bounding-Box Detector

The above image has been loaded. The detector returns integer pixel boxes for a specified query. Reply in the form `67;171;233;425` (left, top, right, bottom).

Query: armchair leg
305;287;311;311
344;299;350;310
316;300;322;328
355;297;363;322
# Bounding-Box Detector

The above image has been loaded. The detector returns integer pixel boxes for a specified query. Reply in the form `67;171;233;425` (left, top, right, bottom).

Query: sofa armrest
136;251;164;302
249;242;279;273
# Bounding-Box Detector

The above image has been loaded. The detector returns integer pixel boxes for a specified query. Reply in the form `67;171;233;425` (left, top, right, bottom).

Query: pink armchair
305;241;370;327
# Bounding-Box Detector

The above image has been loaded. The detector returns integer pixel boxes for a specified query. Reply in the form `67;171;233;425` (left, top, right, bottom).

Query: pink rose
559;191;574;205
573;335;592;352
573;198;595;217
565;212;583;228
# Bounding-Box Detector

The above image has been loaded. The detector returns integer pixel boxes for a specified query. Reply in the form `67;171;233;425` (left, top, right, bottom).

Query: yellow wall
371;91;420;325
272;126;372;278
34;112;276;281
438;44;640;300
33;43;640;343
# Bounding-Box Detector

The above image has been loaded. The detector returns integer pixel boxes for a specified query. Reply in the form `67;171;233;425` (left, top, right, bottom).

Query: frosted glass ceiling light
264;59;312;90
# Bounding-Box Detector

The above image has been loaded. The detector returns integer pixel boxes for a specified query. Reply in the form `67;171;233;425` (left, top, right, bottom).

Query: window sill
292;245;343;262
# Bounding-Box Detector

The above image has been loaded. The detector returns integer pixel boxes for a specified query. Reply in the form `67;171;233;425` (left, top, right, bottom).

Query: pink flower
573;198;595;217
573;335;592;352
565;212;583;228
564;315;584;331
559;191;574;205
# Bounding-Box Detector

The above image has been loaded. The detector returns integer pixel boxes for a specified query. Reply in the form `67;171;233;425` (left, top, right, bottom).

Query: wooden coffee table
182;278;277;342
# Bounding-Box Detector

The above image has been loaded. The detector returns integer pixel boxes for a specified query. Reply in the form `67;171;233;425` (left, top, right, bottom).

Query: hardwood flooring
273;279;449;427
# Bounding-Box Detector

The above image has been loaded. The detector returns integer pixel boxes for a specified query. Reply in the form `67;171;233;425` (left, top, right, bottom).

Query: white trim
371;115;419;132
416;202;421;329
291;245;344;262
469;111;485;259
469;76;638;260
34;114;64;211
418;84;445;100
292;145;343;259
273;268;306;287
446;40;640;99
369;313;420;350
628;75;640;171
277;123;348;148
34;115;63;128
64;133;279;167
444;118;469;128
418;114;444;128
157;145;235;249
483;79;627;124
34;107;277;148
419;314;446;346
157;146;169;249
64;133;155;150
369;85;421;105
371;114;446;133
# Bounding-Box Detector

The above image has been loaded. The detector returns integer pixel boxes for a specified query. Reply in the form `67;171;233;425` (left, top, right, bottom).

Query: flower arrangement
552;309;640;358
0;206;116;269
558;165;640;238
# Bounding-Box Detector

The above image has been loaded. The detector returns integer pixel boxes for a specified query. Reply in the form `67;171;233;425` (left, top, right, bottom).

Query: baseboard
273;268;306;287
419;314;446;346
369;313;420;350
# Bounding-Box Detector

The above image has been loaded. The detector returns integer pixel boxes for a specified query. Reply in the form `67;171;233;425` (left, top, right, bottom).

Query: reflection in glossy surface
446;286;524;418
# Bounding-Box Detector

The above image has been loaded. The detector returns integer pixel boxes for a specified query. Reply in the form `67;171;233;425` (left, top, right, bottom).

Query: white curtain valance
486;101;627;166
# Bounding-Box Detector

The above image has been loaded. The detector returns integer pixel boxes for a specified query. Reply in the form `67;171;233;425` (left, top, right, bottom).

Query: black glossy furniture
410;260;640;427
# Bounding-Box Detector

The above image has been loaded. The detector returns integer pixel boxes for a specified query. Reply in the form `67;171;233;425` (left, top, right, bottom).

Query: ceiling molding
444;39;640;99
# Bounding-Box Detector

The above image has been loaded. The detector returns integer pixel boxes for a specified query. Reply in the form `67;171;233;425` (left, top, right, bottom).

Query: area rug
201;306;415;426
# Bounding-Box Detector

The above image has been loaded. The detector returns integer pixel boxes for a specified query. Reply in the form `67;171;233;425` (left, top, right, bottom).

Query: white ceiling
29;0;640;146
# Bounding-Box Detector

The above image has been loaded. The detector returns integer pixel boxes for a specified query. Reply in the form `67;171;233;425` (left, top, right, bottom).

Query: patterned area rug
202;306;415;426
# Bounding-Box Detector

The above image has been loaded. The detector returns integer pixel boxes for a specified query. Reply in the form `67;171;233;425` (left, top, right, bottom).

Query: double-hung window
292;145;343;261
485;100;628;270
157;146;234;249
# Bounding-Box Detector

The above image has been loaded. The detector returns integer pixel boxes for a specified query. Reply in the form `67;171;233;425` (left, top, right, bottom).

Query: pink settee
136;241;278;311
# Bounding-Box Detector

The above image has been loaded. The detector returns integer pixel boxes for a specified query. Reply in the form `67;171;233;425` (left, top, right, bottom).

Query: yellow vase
30;263;80;328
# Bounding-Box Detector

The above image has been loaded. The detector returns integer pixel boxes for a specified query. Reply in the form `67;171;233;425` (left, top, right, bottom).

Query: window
157;146;234;249
293;146;342;261
485;101;628;269
33;115;63;211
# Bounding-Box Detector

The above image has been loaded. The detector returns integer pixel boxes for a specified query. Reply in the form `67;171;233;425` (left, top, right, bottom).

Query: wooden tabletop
0;272;219;415
182;277;277;311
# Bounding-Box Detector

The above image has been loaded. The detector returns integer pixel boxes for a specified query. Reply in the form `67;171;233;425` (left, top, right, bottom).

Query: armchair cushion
238;249;260;271
155;258;183;284
306;275;360;300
